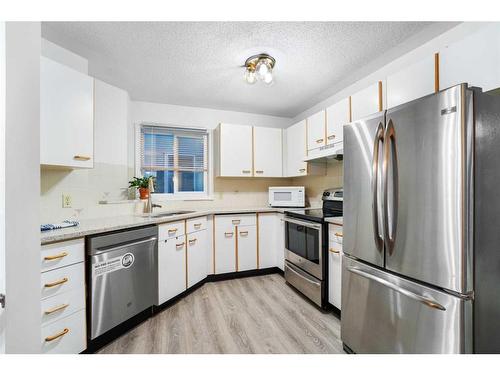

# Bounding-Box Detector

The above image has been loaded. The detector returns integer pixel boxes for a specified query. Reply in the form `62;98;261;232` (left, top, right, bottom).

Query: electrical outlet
62;193;72;208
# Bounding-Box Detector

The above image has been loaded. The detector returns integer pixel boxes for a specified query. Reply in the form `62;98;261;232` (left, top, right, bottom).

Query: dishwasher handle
92;237;157;255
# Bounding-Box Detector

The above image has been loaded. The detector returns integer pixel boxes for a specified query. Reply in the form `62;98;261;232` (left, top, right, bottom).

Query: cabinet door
351;81;384;122
258;213;277;269
218;123;253;177
440;24;500;92
386;56;435;109
237;225;257;272
306;110;326;151
187;230;208;288
285;120;307;177
276;213;285;271
328;224;343;309
253;126;282;177
326;98;350;145
40;57;94;168
158;235;186;305
214;217;236;274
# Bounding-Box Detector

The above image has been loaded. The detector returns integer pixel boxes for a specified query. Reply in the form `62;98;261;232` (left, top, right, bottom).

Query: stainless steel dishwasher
88;225;157;340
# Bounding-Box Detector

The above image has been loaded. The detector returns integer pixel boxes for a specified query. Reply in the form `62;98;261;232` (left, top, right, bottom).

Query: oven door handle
283;216;322;230
286;262;321;286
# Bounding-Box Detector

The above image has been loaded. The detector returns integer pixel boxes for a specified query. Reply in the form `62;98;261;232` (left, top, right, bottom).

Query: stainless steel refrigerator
342;83;500;354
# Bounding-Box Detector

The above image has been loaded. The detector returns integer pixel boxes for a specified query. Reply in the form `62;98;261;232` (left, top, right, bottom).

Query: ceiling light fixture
244;54;276;85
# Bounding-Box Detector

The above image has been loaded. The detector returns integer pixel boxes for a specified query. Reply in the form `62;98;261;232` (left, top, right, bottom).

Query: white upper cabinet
216;123;253;177
253;126;282;177
387;55;436;109
40;56;94;168
326;98;350;145
351;81;384;122
285;120;307;177
440;24;500;92
306;110;326;151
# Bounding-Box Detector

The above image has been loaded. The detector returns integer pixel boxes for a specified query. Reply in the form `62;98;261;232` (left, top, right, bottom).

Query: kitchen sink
142;210;195;218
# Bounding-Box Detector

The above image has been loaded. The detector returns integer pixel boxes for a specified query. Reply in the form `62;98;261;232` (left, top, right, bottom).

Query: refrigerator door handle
347;266;446;311
383;119;399;256
371;121;385;253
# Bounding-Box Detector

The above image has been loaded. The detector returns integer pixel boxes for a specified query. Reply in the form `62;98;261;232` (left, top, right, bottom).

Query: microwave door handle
383;119;398;256
372;121;385;253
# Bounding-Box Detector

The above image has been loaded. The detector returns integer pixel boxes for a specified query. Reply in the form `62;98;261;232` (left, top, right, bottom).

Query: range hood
304;142;343;162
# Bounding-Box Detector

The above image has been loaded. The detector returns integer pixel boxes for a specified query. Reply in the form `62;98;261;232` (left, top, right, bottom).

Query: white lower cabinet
187;229;208;288
214;216;237;274
258;213;278;269
158;234;186;305
40;239;86;354
276;213;285;271
328;224;343;310
237;225;257;272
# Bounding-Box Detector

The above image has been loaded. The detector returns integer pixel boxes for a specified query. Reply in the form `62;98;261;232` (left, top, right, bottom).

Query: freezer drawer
341;256;472;353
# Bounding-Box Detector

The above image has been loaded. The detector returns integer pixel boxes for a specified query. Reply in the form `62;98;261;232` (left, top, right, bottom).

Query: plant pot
139;188;149;200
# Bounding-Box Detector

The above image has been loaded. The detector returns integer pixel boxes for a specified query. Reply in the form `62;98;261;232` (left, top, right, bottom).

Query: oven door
283;216;323;279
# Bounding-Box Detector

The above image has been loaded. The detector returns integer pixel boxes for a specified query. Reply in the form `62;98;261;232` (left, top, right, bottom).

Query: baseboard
325;302;341;319
343;343;355;354
206;267;282;282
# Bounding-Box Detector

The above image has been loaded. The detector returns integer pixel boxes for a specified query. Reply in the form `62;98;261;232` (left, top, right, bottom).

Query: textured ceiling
42;22;449;117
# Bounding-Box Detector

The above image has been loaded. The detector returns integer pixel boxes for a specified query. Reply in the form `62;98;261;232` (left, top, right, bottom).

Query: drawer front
41;239;84;273
329;224;343;246
41;310;86;354
41;287;85;327
187;216;208;234
216;214;256;227
159;220;185;241
41;262;84;300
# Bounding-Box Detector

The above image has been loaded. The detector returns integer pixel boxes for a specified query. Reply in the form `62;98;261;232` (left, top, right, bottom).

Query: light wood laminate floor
98;274;343;354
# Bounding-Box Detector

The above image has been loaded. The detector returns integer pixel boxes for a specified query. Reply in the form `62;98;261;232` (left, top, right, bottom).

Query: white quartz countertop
325;216;343;226
40;207;298;245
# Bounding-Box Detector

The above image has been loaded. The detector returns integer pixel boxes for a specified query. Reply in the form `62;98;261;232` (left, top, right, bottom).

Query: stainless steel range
284;188;342;308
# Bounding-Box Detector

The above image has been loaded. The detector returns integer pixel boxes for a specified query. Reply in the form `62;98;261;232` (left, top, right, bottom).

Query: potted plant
129;176;154;200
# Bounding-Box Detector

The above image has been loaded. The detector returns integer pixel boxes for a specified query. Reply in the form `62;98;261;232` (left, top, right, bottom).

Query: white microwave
268;186;305;208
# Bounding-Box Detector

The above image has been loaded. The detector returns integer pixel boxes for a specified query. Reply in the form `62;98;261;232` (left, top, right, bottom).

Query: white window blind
139;125;208;196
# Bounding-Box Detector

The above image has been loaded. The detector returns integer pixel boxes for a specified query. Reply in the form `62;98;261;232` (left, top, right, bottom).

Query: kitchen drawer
41;287;85;327
329;224;343;246
216;214;256;227
41;262;84;300
158;220;185;241
41;239;84;273
187;216;208;233
41;309;86;354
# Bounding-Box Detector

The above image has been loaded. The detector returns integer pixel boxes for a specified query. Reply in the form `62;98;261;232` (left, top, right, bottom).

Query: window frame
135;122;214;201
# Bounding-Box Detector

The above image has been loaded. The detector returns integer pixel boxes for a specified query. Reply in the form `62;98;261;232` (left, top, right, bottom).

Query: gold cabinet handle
44;252;68;261
239;231;249;236
329;248;340;254
231;219;241;224
193;223;202;228
255;170;264;174
327;134;336;140
188;238;197;244
242;170;251;174
45;328;70;342
167;228;178;234
316;138;324;143
44;303;69;315
73;155;91;161
44;277;69;288
224;232;234;237
175;242;185;248
334;232;343;237
299;168;306;172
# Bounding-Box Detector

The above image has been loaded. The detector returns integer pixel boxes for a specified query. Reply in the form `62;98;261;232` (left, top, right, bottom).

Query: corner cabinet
40;57;94;169
215;123;282;177
326;97;350;146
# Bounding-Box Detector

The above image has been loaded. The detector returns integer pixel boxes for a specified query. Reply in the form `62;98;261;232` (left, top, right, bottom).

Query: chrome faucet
145;177;162;214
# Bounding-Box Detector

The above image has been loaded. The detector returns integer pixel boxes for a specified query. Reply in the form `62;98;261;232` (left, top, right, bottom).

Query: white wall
0;21;6;354
41;38;88;74
4;22;41;353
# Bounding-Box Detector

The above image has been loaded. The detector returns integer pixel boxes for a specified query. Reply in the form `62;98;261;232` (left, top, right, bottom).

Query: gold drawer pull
224;232;234;237
299;168;306;172
316;138;324;143
239;231;249;236
193;223;202;228
242;170;251;174
255;170;264;174
44;303;69;315
168;228;178;234
44;252;68;261
175;242;185;248
231;219;241;224
329;248;340;254
44;277;69;288
335;232;343;237
188;238;197;244
73;155;91;161
327;134;336;140
45;328;70;342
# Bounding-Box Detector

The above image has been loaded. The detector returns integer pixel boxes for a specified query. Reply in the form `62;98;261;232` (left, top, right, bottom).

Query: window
138;124;209;199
